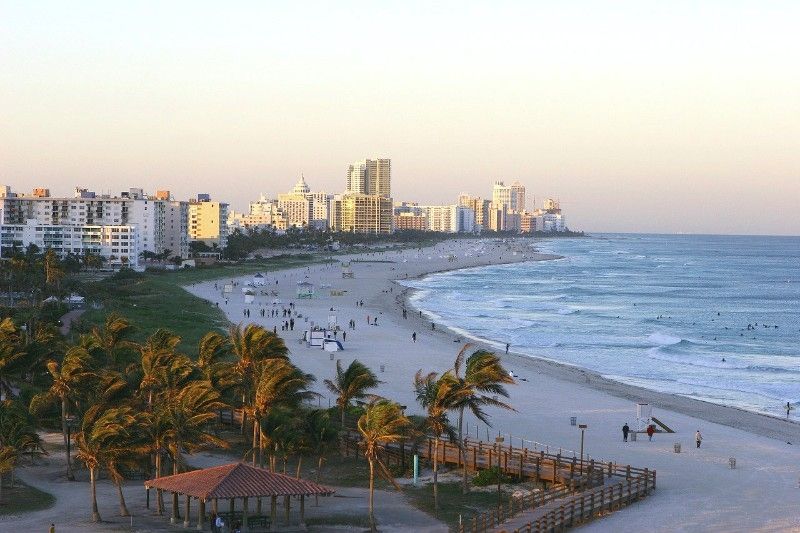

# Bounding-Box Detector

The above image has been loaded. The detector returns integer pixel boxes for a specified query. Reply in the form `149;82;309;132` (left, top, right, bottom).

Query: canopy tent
144;462;334;531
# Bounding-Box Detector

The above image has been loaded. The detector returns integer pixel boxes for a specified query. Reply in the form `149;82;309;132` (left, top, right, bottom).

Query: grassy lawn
75;255;333;355
405;481;508;530
0;479;56;515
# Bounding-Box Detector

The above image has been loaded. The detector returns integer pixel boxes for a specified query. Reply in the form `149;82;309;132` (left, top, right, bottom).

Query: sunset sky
1;1;798;234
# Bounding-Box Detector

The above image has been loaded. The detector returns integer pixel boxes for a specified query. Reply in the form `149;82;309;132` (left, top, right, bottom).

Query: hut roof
144;463;334;500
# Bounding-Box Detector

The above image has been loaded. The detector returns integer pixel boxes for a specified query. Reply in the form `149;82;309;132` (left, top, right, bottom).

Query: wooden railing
507;470;656;533
342;431;655;533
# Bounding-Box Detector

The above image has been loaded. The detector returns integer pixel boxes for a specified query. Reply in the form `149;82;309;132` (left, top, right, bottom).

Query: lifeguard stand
341;262;354;278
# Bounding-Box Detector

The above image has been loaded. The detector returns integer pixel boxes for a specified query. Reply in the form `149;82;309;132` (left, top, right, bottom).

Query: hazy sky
1;1;798;235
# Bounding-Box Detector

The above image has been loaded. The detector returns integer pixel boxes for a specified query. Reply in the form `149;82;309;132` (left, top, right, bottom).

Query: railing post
627;479;632;505
626;464;631;479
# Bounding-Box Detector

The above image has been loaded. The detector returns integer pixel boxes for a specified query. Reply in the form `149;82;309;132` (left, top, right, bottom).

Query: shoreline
184;236;800;532
393;253;800;444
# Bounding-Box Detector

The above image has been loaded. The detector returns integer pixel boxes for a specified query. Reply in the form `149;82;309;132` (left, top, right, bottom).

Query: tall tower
346;158;390;197
510;181;526;212
346;161;367;194
492;181;511;209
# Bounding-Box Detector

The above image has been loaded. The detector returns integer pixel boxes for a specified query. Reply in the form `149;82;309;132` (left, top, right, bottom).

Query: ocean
404;234;800;417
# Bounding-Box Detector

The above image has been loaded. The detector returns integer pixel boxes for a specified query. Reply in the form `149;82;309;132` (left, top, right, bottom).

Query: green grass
405;481;508;530
0;479;56;515
75;255;333;355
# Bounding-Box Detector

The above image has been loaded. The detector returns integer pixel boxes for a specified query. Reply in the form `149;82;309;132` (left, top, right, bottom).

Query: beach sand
186;238;800;532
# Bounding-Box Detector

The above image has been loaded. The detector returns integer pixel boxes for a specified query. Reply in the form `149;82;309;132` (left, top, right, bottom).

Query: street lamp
495;435;504;505
578;424;588;464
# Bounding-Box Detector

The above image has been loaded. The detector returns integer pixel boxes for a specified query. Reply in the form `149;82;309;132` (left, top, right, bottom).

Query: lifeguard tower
341;262;354;278
296;281;315;299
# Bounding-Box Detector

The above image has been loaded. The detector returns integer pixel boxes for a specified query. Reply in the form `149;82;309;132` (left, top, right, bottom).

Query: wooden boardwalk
342;431;655;533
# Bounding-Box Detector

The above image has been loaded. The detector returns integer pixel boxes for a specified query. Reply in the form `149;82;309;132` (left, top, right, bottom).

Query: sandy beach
185;237;800;532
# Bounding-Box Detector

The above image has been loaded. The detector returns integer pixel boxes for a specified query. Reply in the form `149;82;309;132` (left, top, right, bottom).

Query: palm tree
413;369;464;513
0;318;26;399
88;313;134;368
29;344;95;480
228;323;289;434
162;380;228;520
197;331;234;394
0;399;45;501
137;329;183;408
357;399;410;531
251;358;315;468
451;345;515;493
306;408;338;484
324;359;382;431
75;404;139;522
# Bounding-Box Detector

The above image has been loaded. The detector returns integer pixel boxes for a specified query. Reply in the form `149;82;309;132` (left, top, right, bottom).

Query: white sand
186;238;800;532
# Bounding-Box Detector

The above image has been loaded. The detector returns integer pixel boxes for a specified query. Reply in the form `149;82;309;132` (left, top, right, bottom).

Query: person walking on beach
622;423;630;442
505;343;510;354
695;430;703;448
412;332;417;343
342;331;346;342
646;424;655;441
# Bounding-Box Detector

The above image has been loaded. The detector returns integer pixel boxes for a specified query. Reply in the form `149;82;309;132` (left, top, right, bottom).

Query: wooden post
229;498;235;514
580;494;585;523
197;499;206;531
473;447;477;472
171;492;179;524
626;464;631;479
242;497;249;533
300;495;305;524
284;495;290;524
270;496;277;531
608;461;612;477
184;493;191;528
627;479;632;505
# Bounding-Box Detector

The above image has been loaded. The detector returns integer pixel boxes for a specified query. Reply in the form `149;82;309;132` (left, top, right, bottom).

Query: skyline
2;1;799;235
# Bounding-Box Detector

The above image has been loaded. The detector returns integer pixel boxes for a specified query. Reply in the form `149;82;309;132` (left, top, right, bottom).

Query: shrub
472;466;513;486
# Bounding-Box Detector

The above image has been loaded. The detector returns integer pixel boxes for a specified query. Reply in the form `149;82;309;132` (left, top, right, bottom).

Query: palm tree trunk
296;456;302;479
61;397;74;481
172;445;181;521
316;456;324;506
433;437;440;513
155;446;164;515
459;407;468;494
252;418;259;466
368;457;375;531
90;466;101;522
115;478;130;516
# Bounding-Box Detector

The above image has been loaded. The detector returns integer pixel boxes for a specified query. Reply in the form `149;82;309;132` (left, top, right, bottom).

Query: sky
1;1;799;235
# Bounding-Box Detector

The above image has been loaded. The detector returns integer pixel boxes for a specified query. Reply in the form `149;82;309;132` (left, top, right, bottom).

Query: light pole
495;435;504;505
578;424;587;464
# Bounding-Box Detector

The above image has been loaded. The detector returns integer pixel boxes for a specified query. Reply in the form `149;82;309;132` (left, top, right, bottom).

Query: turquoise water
405;234;800;416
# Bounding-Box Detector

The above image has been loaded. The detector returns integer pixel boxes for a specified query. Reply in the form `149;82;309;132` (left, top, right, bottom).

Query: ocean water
405;234;800;417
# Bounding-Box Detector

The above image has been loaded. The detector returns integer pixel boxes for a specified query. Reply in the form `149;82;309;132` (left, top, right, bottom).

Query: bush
472;466;514;486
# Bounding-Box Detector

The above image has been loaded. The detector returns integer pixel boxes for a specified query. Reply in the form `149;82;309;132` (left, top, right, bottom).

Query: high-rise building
492;181;511;210
510;181;526;212
346;158;391;197
422;205;475;233
330;194;393;234
188;195;228;248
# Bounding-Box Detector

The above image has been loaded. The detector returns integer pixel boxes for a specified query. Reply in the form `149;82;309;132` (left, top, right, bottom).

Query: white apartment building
421;205;475;233
346;158;391;197
0;220;139;269
0;186;191;264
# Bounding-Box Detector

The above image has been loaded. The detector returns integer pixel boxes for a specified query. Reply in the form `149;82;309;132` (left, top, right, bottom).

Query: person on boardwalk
622;423;630;442
695;430;703;448
646;424;655;441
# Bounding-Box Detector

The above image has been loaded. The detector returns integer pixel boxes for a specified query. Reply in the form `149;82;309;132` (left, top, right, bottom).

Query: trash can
673;443;681;453
729;457;736;469
570;416;577;426
630;431;637;441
